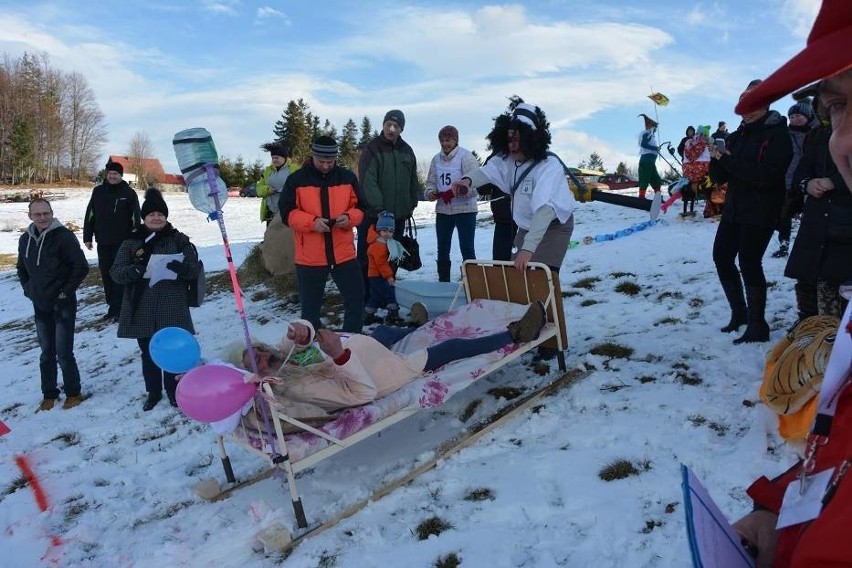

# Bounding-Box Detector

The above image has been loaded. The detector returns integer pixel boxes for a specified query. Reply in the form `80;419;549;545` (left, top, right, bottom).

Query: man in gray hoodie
17;199;90;411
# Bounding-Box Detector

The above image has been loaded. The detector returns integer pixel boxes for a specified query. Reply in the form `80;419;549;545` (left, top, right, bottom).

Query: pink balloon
175;364;256;422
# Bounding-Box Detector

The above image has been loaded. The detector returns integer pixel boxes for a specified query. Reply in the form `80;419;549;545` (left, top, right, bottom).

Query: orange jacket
280;162;365;267
366;225;394;279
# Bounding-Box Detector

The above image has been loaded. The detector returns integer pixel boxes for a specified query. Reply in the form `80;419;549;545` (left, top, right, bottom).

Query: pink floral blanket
234;299;537;463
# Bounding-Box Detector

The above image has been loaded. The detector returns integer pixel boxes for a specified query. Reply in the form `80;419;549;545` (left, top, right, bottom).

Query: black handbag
397;217;422;271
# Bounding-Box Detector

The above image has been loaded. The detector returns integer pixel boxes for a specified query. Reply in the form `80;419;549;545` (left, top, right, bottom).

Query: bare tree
62;71;107;183
128;130;153;187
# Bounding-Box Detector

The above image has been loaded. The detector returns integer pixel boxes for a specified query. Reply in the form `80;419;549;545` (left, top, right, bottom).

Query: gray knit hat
311;136;338;159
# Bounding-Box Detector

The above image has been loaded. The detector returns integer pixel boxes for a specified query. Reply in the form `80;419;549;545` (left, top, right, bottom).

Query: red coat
746;384;852;567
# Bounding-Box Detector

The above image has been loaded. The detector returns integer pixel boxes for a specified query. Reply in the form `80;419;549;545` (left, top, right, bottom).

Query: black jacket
110;223;198;339
712;129;728;141
17;219;89;311
785;125;852;284
708;111;793;228
83;181;141;245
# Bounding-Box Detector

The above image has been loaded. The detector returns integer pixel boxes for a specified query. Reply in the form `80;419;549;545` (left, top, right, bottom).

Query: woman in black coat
785;122;852;320
709;80;793;344
110;189;200;411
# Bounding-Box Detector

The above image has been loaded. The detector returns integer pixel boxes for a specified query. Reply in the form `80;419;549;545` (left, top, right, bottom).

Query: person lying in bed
233;300;548;414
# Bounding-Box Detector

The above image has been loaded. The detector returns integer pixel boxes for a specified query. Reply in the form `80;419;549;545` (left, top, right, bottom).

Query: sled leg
217;435;236;483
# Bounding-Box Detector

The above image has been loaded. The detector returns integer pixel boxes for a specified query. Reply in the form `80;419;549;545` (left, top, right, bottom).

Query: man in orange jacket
280;136;366;332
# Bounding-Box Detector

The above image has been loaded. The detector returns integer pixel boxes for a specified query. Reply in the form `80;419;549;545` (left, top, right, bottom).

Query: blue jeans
367;277;397;310
436;212;477;262
34;301;81;398
297;260;364;332
370;325;415;348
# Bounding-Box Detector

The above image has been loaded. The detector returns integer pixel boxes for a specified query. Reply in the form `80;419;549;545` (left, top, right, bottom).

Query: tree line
217;98;378;189
0;52;107;185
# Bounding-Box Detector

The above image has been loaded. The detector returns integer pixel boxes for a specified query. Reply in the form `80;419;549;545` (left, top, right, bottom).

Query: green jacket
256;161;299;222
358;135;421;220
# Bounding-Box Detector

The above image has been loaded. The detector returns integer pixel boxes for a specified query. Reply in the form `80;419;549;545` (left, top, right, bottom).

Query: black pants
712;219;774;287
137;337;178;400
97;244;123;315
492;221;517;261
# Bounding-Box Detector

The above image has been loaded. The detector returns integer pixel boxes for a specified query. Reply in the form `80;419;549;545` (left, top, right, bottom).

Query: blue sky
0;0;820;176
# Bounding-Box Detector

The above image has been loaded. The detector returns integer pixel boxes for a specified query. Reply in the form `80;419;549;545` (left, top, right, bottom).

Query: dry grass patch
615;281;641;296
599;458;640;481
463;487;495;502
416;516;453;540
589;342;634;359
435;552;462;568
571;276;600;290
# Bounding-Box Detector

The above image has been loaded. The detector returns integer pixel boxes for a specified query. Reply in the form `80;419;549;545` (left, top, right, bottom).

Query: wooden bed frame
215;260;568;528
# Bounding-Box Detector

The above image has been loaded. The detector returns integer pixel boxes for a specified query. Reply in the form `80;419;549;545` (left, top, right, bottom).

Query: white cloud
256;6;289;24
686;7;706;25
201;0;240;16
780;0;820;38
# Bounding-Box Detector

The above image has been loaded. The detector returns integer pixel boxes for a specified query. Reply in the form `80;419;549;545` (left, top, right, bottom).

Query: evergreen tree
358;116;373;147
217;157;236;187
232;156;247;187
616;161;629;175
587;151;605;173
247;158;264;184
275;99;311;163
338;118;358;170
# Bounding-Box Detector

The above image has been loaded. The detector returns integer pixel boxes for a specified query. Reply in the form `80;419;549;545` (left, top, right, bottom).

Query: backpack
186;242;206;307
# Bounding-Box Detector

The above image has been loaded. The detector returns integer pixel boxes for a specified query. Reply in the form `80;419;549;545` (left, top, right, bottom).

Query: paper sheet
144;253;184;287
681;464;755;568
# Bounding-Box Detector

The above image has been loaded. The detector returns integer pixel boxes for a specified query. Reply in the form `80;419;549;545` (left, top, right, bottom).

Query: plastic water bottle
173;127;228;214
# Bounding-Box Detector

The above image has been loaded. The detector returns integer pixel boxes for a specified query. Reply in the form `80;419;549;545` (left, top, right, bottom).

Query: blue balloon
150;327;201;373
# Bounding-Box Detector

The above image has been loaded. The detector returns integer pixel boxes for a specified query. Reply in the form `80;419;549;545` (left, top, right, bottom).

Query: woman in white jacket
424;125;481;282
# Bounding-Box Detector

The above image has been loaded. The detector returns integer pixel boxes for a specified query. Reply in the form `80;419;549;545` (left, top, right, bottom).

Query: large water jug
173;127;228;214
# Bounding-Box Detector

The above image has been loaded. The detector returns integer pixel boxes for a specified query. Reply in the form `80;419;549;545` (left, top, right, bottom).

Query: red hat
736;0;852;114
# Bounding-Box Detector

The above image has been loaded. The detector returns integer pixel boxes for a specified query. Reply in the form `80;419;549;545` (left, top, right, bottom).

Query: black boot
437;261;452;283
734;286;770;344
142;392;162;411
385;304;403;325
720;279;748;333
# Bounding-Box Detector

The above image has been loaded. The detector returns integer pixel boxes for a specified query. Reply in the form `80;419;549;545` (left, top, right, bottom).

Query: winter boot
408;302;429;327
720;279;748;333
734;286;770;344
62;395;84;410
771;241;789;258
364;307;381;325
37;398;57;412
385;304;403;325
638;188;647;200
507;301;547;343
437;261;452;283
142;392;162;411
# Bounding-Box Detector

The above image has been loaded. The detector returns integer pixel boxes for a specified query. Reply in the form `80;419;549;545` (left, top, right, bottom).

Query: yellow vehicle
566;167;610;196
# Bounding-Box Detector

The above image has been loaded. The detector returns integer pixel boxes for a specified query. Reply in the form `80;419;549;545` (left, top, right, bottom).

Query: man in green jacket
357;109;421;292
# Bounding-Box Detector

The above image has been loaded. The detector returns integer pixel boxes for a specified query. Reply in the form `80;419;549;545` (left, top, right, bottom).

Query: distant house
107;155;186;192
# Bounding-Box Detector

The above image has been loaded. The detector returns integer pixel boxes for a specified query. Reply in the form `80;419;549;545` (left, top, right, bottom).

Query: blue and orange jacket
280;161;365;267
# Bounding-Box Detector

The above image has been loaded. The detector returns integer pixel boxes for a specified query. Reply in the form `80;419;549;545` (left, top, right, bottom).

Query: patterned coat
110;223;199;339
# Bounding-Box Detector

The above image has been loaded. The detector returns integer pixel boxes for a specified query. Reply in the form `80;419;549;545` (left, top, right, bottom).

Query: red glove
440;191;454;204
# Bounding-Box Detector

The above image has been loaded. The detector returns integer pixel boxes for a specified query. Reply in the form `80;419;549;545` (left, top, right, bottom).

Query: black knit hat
141;187;169;218
105;161;123;175
383;109;405;130
788;100;814;120
311;136;339;159
261;141;290;158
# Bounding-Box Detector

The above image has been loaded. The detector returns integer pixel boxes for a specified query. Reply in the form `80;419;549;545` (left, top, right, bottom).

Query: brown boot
62;395;84;410
507;301;547;343
408;302;429;327
37;398;57;412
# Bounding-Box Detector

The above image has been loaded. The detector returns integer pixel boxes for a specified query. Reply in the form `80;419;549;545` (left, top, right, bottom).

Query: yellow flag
648;92;670;106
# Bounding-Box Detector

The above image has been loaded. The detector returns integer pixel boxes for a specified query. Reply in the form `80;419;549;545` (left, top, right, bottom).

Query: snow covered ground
0;189;800;567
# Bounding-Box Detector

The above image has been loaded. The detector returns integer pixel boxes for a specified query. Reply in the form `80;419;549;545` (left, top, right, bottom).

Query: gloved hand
56;290;72;307
439;191;455;204
166;259;190;277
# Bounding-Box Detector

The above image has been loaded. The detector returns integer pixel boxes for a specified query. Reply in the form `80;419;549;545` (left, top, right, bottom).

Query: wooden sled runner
211;260;569;529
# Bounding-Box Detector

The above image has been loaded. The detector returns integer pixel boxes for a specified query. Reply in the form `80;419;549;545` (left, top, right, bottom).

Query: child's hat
376;211;395;232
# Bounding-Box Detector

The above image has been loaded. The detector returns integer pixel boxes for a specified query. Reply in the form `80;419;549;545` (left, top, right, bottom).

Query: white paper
776;468;834;529
681;465;755;568
143;253;184;287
